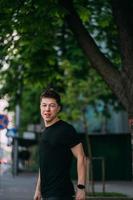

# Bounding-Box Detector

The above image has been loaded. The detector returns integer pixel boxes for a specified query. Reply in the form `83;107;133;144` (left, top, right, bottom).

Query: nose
45;105;50;111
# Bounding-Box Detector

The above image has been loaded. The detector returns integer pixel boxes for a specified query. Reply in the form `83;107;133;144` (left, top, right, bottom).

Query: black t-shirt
39;120;80;198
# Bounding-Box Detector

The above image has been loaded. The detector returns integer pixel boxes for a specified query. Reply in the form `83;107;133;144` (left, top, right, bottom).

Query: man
34;88;87;200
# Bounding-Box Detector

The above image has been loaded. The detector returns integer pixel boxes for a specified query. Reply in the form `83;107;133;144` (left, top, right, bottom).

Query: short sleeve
64;125;81;148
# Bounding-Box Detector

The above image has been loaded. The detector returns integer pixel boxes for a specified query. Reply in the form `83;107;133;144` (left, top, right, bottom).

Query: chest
39;129;71;162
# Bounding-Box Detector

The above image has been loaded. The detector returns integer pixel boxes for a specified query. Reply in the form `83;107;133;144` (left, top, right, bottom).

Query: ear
58;105;61;112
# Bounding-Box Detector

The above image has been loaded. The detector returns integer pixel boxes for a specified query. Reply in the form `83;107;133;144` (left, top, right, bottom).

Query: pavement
0;171;37;200
0;171;133;200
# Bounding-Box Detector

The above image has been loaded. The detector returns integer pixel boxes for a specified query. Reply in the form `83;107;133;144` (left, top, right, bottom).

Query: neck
44;117;60;127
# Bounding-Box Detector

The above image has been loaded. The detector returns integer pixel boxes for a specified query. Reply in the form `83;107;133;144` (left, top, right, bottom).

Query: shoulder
60;120;75;129
60;120;79;138
62;121;81;147
59;120;77;133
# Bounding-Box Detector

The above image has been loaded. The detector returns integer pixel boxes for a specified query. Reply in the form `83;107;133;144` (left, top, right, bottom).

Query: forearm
77;155;87;185
35;170;41;193
34;170;41;200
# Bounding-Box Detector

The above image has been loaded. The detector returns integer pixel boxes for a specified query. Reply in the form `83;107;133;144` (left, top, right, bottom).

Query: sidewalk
0;172;133;200
0;172;37;200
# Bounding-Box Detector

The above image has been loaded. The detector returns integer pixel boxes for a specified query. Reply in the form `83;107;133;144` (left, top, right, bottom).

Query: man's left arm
71;143;87;200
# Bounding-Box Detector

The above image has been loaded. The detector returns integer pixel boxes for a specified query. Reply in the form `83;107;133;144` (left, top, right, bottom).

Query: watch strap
77;184;85;189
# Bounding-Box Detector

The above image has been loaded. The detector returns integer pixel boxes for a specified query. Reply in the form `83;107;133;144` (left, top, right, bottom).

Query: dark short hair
40;88;62;107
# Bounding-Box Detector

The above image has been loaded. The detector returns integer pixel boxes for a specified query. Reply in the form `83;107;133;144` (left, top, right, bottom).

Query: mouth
44;113;51;118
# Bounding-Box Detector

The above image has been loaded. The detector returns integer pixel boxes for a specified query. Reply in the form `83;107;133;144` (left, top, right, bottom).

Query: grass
87;192;127;197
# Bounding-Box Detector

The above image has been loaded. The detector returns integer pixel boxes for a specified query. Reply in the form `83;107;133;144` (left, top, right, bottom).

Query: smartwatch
77;184;85;189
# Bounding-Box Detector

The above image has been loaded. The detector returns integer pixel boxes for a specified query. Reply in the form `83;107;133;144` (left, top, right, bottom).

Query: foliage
0;0;128;130
60;60;112;121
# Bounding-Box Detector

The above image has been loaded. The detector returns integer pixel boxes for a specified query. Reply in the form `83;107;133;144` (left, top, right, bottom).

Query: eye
41;104;47;107
50;104;56;108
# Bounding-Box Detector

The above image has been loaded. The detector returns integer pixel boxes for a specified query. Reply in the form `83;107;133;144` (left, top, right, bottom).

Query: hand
75;189;86;200
33;190;41;200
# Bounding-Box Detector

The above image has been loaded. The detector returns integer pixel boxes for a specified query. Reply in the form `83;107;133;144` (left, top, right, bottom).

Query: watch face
77;184;85;189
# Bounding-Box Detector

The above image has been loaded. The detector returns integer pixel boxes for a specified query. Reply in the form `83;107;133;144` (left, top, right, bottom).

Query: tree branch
59;0;129;109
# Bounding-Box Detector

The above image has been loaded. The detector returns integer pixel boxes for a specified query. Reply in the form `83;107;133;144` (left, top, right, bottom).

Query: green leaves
0;0;126;130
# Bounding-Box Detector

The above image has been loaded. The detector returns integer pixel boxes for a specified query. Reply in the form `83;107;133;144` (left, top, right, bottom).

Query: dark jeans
42;197;74;200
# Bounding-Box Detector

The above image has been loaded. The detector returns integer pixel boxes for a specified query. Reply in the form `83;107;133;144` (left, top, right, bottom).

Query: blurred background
0;0;133;199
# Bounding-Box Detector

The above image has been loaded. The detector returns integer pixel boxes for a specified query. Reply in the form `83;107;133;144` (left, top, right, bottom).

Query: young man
34;88;87;200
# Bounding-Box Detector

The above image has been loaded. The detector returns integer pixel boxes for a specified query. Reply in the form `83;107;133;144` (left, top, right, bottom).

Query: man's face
40;98;60;123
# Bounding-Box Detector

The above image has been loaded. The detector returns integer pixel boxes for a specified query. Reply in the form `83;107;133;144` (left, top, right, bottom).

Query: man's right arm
34;170;41;200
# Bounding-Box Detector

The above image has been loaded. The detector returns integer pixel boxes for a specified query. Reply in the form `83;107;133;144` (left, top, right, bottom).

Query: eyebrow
41;103;57;105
